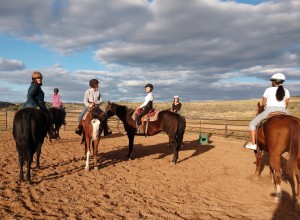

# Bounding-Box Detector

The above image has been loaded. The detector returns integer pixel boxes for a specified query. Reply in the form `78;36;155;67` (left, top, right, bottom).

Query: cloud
0;0;299;103
0;58;25;71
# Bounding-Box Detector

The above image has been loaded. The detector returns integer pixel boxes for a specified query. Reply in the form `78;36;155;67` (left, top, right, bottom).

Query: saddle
133;109;159;136
258;111;287;128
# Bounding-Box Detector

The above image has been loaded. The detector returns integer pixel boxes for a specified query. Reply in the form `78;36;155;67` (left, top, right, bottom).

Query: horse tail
176;115;186;147
286;118;300;177
15;109;33;162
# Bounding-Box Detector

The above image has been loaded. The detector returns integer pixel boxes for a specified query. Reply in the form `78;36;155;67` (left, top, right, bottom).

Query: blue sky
1;0;299;103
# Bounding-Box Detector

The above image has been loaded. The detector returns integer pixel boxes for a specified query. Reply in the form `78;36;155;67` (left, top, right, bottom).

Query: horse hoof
170;161;176;165
85;167;89;171
253;175;259;180
94;167;99;170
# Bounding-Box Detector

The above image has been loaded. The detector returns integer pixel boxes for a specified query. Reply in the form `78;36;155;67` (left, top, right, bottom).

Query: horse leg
170;136;178;164
26;153;34;182
93;141;99;170
127;132;134;159
36;143;42;169
85;138;91;171
294;173;300;212
254;150;262;179
270;154;282;202
18;150;24;182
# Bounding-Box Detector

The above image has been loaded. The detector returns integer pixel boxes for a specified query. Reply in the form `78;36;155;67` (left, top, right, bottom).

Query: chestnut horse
81;107;105;171
253;102;300;210
104;102;186;164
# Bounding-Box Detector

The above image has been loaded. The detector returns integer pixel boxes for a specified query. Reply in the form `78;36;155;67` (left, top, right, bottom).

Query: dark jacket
24;83;47;112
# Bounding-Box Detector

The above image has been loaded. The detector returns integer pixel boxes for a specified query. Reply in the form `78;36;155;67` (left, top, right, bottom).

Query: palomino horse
104;102;186;164
13;108;52;182
253;102;300;210
81;107;105;171
49;107;65;141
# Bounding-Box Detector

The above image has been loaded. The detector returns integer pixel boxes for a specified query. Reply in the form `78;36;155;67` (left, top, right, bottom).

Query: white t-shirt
263;87;290;107
140;92;154;108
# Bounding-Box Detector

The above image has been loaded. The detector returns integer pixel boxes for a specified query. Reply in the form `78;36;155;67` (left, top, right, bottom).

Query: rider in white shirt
245;73;290;150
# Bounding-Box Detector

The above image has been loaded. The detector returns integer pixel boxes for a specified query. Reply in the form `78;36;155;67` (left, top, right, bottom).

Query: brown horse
253;102;300;210
104;102;186;164
81;107;105;171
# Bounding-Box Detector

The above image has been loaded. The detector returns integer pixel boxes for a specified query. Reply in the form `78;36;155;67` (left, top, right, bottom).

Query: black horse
49;107;65;140
105;102;186;164
13;108;51;182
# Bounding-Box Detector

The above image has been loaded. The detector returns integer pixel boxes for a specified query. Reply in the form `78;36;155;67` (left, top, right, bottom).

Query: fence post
224;119;228;138
5;107;8;131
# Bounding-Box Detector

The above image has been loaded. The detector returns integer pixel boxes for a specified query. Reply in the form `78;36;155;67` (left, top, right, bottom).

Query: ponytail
276;85;285;101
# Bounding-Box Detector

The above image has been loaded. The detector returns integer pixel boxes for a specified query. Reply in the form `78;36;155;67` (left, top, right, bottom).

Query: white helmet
173;95;179;99
270;73;285;82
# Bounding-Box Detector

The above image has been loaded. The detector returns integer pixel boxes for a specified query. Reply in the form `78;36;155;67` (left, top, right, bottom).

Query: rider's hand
89;103;94;108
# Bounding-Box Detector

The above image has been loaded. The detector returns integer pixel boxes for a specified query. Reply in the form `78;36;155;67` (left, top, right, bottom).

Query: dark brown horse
104;102;186;164
13;108;50;182
253;102;300;210
81;107;105;171
49;107;65;141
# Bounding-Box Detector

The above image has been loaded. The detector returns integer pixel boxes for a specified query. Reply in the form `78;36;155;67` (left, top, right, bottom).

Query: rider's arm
262;97;267;108
285;98;290;108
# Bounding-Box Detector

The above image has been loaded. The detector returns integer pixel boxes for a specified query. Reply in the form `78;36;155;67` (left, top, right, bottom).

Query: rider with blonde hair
245;73;290;150
24;71;55;138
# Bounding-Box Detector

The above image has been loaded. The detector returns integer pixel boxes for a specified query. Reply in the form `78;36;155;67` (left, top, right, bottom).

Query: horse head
105;101;116;118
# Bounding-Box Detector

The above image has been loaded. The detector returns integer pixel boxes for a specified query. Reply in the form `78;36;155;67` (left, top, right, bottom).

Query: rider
75;79;112;136
135;83;154;134
171;95;182;114
24;71;56;138
245;73;290;150
52;88;66;125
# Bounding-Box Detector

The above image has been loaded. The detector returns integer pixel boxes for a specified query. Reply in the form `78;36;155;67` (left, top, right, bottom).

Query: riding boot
75;123;83;136
103;120;112;136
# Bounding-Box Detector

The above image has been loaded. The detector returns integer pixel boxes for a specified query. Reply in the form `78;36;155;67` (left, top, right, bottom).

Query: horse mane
91;107;103;120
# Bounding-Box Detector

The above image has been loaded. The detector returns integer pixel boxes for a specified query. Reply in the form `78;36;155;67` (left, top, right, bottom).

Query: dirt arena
1;130;300;220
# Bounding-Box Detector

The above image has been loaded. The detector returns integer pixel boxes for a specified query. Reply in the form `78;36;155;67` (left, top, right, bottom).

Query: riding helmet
173;95;179;99
89;79;99;87
54;88;59;93
32;71;43;79
270;73;285;82
145;83;153;90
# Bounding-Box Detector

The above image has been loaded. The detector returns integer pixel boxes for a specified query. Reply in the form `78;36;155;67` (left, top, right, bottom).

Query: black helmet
89;79;99;87
145;83;153;90
54;88;59;93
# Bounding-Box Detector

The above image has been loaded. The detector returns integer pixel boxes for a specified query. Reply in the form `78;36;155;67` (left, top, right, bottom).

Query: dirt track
1;131;300;220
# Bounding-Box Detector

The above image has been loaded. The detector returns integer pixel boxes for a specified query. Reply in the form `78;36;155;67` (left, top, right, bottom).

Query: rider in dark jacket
24;71;55;138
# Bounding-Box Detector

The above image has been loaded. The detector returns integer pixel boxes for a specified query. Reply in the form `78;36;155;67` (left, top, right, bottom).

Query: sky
0;0;300;103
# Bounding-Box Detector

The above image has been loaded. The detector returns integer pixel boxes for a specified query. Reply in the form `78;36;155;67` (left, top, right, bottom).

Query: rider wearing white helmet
245;73;290;150
171;95;182;113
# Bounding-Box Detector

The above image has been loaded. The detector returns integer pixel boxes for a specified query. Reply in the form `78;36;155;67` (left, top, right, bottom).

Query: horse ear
108;101;111;105
257;102;261;107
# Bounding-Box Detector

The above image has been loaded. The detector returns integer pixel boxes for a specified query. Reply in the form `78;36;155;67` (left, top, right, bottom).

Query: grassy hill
2;97;300;120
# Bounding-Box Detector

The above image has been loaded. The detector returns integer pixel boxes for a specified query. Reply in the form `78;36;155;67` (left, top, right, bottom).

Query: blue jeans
78;107;88;122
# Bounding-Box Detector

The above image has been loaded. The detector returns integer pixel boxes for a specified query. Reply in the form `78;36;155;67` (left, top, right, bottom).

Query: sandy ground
1;130;300;220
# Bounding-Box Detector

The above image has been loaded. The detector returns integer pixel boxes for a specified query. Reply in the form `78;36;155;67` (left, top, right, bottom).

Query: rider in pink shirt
52;88;66;125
